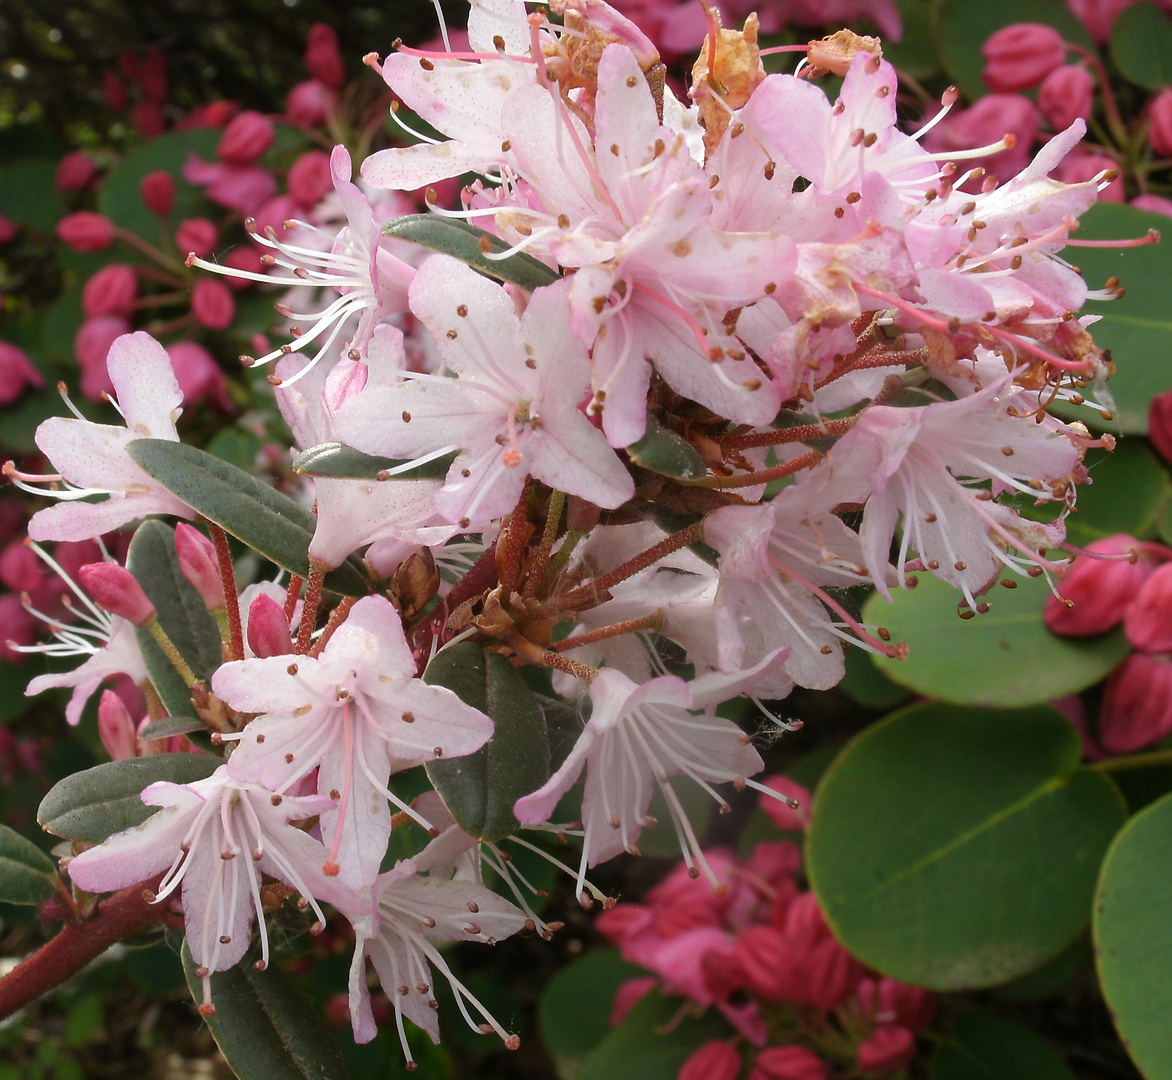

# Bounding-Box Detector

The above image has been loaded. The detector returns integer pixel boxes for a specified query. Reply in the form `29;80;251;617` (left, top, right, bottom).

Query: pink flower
1150;89;1172;157
132;102;165;138
190;278;235;329
82;264;138;318
175;217;218;258
165;341;233;411
97;689;138;760
74;315;130;400
750;1045;827;1080
244;592;294;658
55;151;97;193
1066;0;1137;42
182;155;277;215
1045;535;1153;636
285;79;337;127
217;110;275;166
140;170;175;216
1039;65;1095;130
856;1025;917;1073
1132;193;1172;218
679;1041;742;1080
981;23;1067;92
0;342;45;405
173;523;225;611
923;94;1040;181
1099;654;1172;753
57;211;115;252
78;562;155;625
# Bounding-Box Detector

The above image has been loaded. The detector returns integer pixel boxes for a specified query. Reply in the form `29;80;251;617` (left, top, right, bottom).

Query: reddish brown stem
718;416;856;451
296;562;326;654
309;596;356;657
409;545;501;674
284;575;304;622
554;610;665;651
683;448;822;490
207;524;244;661
0;878;165;1021
559;522;704;608
498;478;532;594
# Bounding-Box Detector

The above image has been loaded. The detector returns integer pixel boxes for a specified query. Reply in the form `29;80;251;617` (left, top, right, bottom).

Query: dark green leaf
423;643;550;841
293;441;457;481
932;1013;1076;1080
1067;443;1169;544
0;158;65;231
0;823;58;905
1094;791;1172;1080
883;0;942;80
627;416;707;481
126;439;369;596
836;642;912;709
181;943;352;1080
1111;3;1172;89
807;703;1126;989
383;215;560;291
993;937;1091;1002
137;716;208;740
38;754;219;843
863;573;1130;706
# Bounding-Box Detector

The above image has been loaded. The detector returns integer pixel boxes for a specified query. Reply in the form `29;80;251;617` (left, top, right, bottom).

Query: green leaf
932;1013;1076;1080
1094;791;1172;1080
883;0;942;81
0;823;58;905
382;215;560;291
1067;443;1169;544
539;949;646;1080
807;703;1126;990
293;441;457;481
126;439;369;596
1111;3;1172;89
137;716;208;740
576;991;732;1080
836;642;912;710
993;937;1091;1002
863;573;1130;706
181;943;352;1080
627;416;708;481
136;627;198;721
423;643;550;841
38;754;219;843
0;158;65;231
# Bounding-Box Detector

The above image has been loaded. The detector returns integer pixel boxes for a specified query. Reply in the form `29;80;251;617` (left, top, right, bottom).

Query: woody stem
208;523;244;661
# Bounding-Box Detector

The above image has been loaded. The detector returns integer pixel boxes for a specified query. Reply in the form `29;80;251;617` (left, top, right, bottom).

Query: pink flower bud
610;976;658;1026
1046;534;1157;636
166;341;233;411
680;1040;742;1080
176;217;218;258
117;47;141;81
174;523;226;609
0;540;46;594
288;150;333;209
251;194;299;238
305;23;345;89
55;151;98;193
247;592;294;657
1133;193;1172;218
98;689;138;760
56;211;115;252
1055;150;1124;200
1150;89;1172;157
103;71;129;111
1038;64;1094;131
0;215;17;245
759;774;811;831
857;978;937;1034
1151;389;1172;464
1066;0;1133;43
856;1025;917;1074
0;594;37;662
190;278;235;330
982;23;1067;92
217;111;275;166
750;1045;827;1080
141;47;168;104
1100;653;1172;753
140;170;175;216
82;264;138;319
132;101;166;138
1124;562;1172;652
734;924;794;1000
0;342;45;405
285;79;337;128
74;316;130;400
924;95;1040;183
78;562;155;625
804;937;864;1010
221;245;264;290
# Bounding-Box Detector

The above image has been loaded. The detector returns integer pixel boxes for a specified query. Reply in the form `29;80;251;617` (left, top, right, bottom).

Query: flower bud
98;689;138;760
1066;0;1130;42
0;593;37;662
57;211;115;252
221;245;264;291
0;215;17;245
1124;562;1172;653
78;562;155;625
857;978;937;1034
1045;534;1152;636
305;23;345;89
981;23;1066;92
141;47;168;104
74;316;130;400
856;1025;917;1074
191;278;235;330
288;150;333;209
174;523;226;610
103;71;129;111
1150;89;1172;157
1151;389;1172;464
285;79;337;128
734;924;793;1000
1100;654;1172;754
1132;193;1172;218
1038;65;1094;131
680;1040;742;1080
217;111;276;166
132;101;166;138
0;342;45;405
247;592;294;657
82;264;138;319
55;150;98;193
139;170;175;217
924;95;1039;182
759;774;811;831
750;1045;827;1080
804;937;864;1010
0;540;46;594
166;341;233;411
176;217;218;258
610;975;657;1026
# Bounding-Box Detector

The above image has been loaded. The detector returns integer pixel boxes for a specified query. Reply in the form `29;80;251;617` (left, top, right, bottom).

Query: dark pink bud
176;216;218;258
74;316;130;400
55;151;98;193
103;71;129;110
1100;654;1172;753
804;937;864;1010
57;211;115;252
1055;150;1124;201
166;341;233;411
247;593;294;657
288;150;333;209
132;101;166;138
1125;562;1172;652
1150;89;1172;158
982;23;1066;92
174;523;226;609
98;689;138;760
0;540;46;594
759;774;811;832
679;1040;742;1080
734;925;794;1001
1038;65;1094;131
251;194;299;238
856;1025;917;1074
0;214;17;245
1134;192;1172;216
82;264;138;319
1151;389;1172;464
78;562;155;625
285;79;337;128
141;47;168;104
1066;0;1131;42
217;111;276;166
0;593;37;662
0;342;45;405
784;892;830;946
117;47;141;81
1045;534;1154;636
191;278;235;330
875;979;936;1034
140;170;175;216
221;245;264;290
700;945;748;1000
610;976;657;1026
305;23;345;89
750;1045;827;1080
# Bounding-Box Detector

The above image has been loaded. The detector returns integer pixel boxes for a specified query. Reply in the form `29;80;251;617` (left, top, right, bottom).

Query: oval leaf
0;824;58;906
628;416;708;481
863;573;1130;707
293;441;457;481
1094;791;1172;1080
181;943;352;1080
137;716;209;740
126;439;368;596
932;1013;1076;1080
383;215;560;291
807;703;1126;990
423;642;550;841
38;754;219;843
1111;2;1172;89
